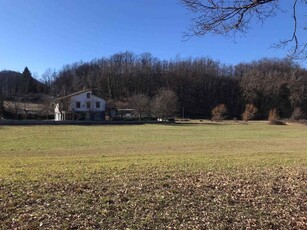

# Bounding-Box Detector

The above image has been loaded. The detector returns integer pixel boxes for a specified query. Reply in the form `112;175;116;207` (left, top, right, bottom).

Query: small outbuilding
54;89;105;121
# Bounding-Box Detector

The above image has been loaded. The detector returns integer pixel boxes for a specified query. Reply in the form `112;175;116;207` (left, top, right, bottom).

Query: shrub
291;107;304;120
211;104;227;121
268;108;285;125
242;104;258;122
268;108;279;122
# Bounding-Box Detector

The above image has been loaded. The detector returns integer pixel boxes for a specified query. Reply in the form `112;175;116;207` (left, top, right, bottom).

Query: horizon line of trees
1;51;307;119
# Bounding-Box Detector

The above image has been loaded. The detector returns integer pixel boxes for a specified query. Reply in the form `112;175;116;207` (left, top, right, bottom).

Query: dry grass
0;123;306;229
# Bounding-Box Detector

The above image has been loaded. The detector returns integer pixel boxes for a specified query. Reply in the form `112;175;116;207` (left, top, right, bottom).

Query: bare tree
151;89;178;119
130;94;150;120
42;68;57;87
181;0;306;59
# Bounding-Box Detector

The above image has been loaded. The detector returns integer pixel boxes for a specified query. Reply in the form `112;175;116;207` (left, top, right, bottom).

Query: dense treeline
0;68;49;99
237;60;307;118
0;68;51;119
1;52;307;119
47;52;306;119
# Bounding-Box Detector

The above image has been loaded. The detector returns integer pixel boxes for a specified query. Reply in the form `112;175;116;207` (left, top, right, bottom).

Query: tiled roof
56;89;92;100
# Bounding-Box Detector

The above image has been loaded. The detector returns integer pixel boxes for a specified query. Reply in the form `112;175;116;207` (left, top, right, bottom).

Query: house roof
55;89;92;100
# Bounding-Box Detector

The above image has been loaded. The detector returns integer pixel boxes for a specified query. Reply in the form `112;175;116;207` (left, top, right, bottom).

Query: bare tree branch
181;0;306;60
181;0;277;36
272;0;306;60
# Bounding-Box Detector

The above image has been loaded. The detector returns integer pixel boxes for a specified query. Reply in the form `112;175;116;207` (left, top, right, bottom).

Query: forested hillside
1;52;307;119
0;68;49;99
49;52;307;119
0;68;51;119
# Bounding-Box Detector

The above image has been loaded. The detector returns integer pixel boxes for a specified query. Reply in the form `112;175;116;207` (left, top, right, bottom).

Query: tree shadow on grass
162;122;227;127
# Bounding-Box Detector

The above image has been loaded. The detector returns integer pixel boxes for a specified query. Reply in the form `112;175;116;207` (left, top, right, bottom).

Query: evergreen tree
21;67;36;94
23;67;31;78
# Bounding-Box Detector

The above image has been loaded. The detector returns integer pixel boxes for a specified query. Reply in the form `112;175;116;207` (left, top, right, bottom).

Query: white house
54;89;106;121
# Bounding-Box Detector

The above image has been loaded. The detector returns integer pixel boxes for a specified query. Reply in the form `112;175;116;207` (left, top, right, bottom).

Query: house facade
55;90;106;121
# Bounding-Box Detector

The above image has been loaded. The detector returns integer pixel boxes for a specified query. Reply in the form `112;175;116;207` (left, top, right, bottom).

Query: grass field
0;122;306;229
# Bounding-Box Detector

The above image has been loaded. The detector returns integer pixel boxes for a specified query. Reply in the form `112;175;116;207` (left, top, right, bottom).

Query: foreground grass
0;123;306;229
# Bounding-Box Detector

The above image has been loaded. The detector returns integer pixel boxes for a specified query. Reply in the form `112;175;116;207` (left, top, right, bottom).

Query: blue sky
0;0;306;77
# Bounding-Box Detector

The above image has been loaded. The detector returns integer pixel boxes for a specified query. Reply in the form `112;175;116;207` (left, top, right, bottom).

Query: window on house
86;93;90;98
96;101;100;108
86;102;91;108
76;101;81;108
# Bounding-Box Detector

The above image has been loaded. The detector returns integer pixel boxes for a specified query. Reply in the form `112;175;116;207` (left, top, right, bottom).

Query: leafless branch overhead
181;0;306;60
